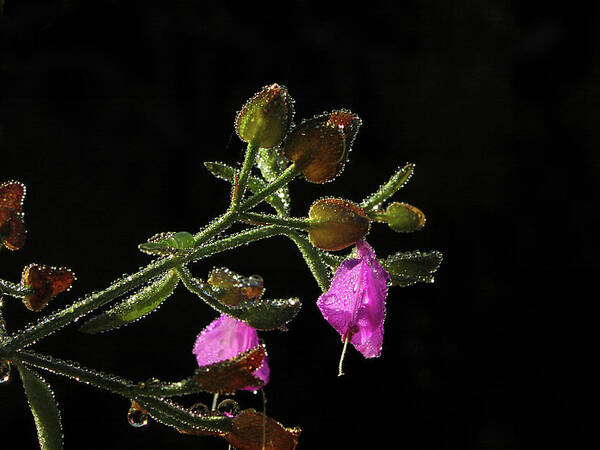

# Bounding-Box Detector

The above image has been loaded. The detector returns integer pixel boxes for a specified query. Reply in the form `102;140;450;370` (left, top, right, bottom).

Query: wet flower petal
317;240;389;358
193;314;269;391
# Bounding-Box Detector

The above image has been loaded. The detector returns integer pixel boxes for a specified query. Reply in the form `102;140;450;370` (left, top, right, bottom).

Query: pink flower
317;240;390;364
193;314;270;391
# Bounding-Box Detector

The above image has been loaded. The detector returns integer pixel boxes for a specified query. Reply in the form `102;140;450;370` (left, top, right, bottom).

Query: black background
0;1;595;449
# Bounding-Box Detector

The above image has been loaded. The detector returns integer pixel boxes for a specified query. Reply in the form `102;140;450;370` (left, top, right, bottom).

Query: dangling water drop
127;407;149;428
190;402;209;416
0;359;10;384
216;398;240;417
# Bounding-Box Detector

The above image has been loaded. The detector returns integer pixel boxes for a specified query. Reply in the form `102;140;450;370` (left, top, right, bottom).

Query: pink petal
193;314;269;390
317;240;389;358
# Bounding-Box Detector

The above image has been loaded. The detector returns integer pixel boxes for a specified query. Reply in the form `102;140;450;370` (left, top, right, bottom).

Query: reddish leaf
21;264;75;311
208;268;264;307
194;345;266;394
226;409;301;450
0;181;25;212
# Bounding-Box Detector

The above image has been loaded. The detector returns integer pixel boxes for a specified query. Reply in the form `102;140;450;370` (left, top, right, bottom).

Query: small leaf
136;396;232;433
361;163;414;212
194;345;266;394
208;268;264;307
139;231;195;255
21;265;75;312
382;250;443;287
226;409;301;450
204;161;289;214
234;298;301;330
79;270;179;334
15;363;63;450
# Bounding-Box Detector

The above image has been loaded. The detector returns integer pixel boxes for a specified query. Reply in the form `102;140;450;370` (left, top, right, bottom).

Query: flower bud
283;110;361;183
235;84;294;149
20;264;75;311
384;202;425;232
308;198;370;251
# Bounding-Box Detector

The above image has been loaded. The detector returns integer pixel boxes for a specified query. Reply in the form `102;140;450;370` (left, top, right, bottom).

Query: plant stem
231;142;259;207
281;230;330;293
175;265;236;315
16;350;232;432
0;279;32;298
238;212;311;230
360;162;414;212
0;225;289;357
239;163;300;212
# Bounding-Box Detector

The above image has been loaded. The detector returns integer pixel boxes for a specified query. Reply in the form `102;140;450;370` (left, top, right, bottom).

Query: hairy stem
0;279;32;298
238;212;311;230
239;163;300;212
281;230;330;293
231;142;259;207
360;162;414;212
0;225;289;357
16;350;232;432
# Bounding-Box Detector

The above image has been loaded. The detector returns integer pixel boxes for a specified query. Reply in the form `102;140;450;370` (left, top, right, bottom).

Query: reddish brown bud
20;264;75;311
283;110;361;183
308;198;370;251
235;84;294;148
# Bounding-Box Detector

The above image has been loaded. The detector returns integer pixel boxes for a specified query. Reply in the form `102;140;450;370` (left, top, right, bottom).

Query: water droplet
190;402;209;416
0;359;10;384
127;407;149;428
216;399;240;417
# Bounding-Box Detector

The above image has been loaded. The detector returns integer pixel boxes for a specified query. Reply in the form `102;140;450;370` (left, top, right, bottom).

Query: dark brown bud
235;84;294;148
308;198;370;251
283;110;361;183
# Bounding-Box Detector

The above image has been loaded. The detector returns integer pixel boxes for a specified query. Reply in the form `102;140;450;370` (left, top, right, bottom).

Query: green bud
308;198;370;251
384;202;426;233
235;83;294;148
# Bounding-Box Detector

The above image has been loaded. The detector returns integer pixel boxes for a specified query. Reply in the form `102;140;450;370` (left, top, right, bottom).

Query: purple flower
193;314;270;391
317;240;390;362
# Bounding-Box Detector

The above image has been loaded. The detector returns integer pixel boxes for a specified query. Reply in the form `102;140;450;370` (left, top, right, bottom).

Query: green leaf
382;250;443;287
139;231;195;256
79;270;179;334
178;267;300;330
233;298;301;330
15;362;63;450
136;397;232;433
361;163;415;212
204;161;289;215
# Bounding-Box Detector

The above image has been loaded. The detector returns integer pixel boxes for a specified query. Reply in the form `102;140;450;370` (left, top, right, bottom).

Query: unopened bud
384;202;425;232
283;110;361;183
308;198;370;251
235;84;294;148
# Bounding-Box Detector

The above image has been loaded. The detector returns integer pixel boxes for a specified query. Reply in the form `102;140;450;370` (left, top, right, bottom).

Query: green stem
175;265;236;315
204;161;287;215
239;164;300;212
360;162;414;212
238;212;311;230
232;142;259;207
16;350;231;432
281;230;330;293
0;225;288;357
0;279;32;298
